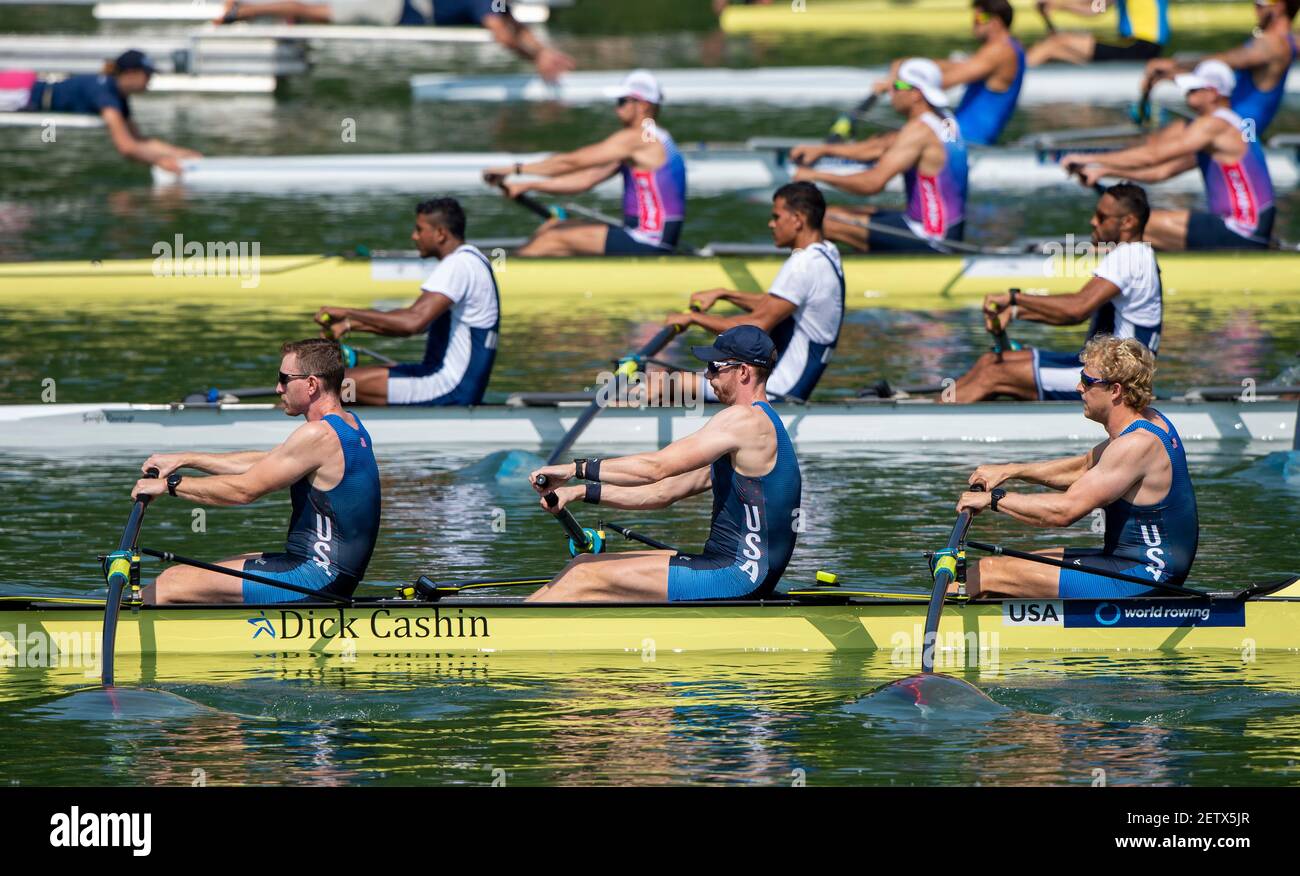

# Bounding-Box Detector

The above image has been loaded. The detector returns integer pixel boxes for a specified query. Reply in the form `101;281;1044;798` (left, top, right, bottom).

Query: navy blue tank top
700;401;802;597
283;413;382;583
1103;411;1198;584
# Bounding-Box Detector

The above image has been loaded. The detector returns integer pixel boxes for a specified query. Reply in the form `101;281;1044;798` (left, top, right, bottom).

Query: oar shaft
922;485;981;674
545;323;686;465
965;540;1200;597
604;520;679;553
536;480;593;549
102;467;159;687
140;548;351;604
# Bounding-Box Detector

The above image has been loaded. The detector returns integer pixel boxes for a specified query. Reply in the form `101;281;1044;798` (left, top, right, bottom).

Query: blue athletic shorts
1185;211;1271;250
603;224;678;255
1057;548;1163;598
868;211;964;253
241;552;348;604
667;552;762;601
1032;348;1084;401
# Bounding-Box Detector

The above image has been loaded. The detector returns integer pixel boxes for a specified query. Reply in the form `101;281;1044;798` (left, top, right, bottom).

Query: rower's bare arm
524;162;621;195
1102;153;1197;183
826;132;896;163
587;467;712;511
939;48;998;88
143;450;269;477
1018;277;1120;326
329;293;452;337
1002;452;1092;491
1210;38;1275;72
523;131;635;177
819;128;920;195
596;409;745;486
1042;0;1104;16
998;439;1145;527
689;294;796;335
171;424;328;506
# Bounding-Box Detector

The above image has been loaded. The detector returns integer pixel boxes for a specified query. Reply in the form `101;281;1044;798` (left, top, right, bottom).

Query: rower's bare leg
342;365;391;405
516;221;609;257
143;552;264;604
216;1;334;23
963;551;1063;599
1141;209;1189;251
526;551;673;602
947;350;1037;402
1026;33;1096;67
823;206;875;252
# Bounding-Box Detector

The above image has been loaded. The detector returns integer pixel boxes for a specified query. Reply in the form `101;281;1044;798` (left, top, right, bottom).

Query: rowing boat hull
1;398;1293;450
409;63;1300;106
148;145;1300;194
2;252;1296;313
4;583;1298;660
719;0;1253;35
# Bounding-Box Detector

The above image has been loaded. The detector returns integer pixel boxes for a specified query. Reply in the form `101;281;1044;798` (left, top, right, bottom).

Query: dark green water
1;2;1299;787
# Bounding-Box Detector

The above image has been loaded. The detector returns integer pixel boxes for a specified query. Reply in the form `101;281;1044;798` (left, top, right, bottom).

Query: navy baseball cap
115;50;156;73
692;325;777;370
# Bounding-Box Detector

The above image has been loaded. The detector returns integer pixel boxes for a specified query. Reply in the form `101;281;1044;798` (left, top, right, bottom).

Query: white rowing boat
0;34;307;80
150;140;1300;194
92;1;553;24
410;63;1300;107
2;398;1293;452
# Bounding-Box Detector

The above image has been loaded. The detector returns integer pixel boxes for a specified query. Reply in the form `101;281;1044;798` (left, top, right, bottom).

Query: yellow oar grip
933;555;958;579
106;556;133;586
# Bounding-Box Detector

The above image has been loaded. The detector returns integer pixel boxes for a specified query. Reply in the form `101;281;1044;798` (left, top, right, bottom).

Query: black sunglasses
705;360;745;377
279;371;317;386
1079;369;1113;390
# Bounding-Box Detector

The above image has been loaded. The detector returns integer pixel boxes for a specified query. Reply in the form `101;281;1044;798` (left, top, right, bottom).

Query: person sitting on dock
214;0;575;82
316;197;499;406
655;182;844;404
3;50;200;173
481;70;687;256
1059;61;1275;251
527;325;801;602
1139;0;1297;135
948;183;1161;403
131;338;381;604
789;58;968;253
955;334;1198;598
1026;0;1169;66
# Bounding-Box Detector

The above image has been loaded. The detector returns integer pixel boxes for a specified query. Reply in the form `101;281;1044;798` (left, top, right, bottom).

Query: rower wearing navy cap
4;50;200;172
528;325;802;602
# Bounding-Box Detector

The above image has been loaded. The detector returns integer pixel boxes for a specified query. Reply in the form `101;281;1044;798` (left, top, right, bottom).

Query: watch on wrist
989;487;1006;512
167;473;183;497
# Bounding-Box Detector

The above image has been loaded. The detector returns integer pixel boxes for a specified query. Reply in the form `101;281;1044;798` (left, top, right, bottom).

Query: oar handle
921;484;982;674
538;485;602;556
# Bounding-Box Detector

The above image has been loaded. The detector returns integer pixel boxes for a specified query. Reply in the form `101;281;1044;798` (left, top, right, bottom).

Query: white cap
1175;60;1235;96
607;69;663;105
897;57;948;108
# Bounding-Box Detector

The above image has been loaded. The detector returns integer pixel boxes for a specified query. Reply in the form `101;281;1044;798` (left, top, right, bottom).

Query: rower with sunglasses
948;183;1162;403
482;70;687;256
955;334;1198;599
790;58;969;253
526;326;802;602
129;339;381;605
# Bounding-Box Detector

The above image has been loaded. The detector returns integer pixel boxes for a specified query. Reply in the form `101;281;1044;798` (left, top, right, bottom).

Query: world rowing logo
1094;603;1121;626
247;612;276;639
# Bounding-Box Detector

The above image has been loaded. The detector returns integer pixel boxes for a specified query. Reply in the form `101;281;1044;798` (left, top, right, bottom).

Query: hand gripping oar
921;485;982;674
545;322;689;465
317;313;397;368
534;474;605;556
100;466;159;687
988;287;1023;362
1065;162;1107;195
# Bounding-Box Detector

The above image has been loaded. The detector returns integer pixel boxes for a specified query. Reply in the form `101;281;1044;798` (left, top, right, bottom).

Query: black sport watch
989;487;1007;512
167;473;183;497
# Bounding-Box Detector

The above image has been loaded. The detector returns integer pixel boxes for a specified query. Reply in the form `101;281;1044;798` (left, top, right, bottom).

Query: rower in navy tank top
526;326;802;603
244;411;381;603
134;339;382;605
954;335;1198;600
